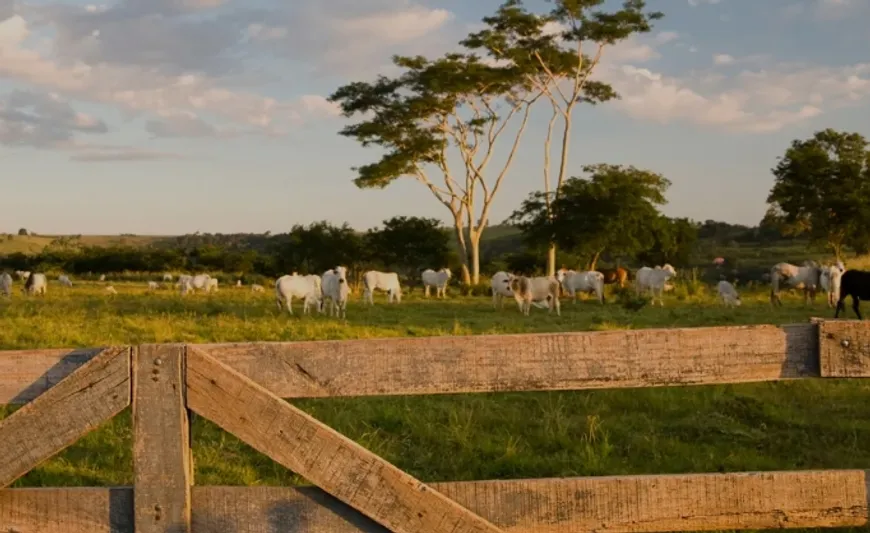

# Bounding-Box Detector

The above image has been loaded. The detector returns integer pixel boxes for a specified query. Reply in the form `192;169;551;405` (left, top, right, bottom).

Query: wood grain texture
0;347;107;404
819;320;870;377
186;347;505;533
0;487;133;533
3;470;869;533
133;344;192;533
196;323;819;398
0;346;130;488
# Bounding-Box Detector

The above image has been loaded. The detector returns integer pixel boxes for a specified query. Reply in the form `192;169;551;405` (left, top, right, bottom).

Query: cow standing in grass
510;276;560;316
835;269;870;319
362;271;402;305
769;261;821;306
23;273;47;296
717;280;741;307
0;272;12;298
490;271;514;309
635;265;677;307
322;267;350;318
421;268;451;299
556;269;605;304
275;274;322;315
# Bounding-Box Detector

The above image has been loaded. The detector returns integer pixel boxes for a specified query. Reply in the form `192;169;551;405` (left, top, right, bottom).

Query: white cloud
713;54;735;65
655;31;679;44
0;89;108;149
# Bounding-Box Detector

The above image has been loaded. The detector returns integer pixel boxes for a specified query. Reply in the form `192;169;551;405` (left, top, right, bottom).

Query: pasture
2;280;870;533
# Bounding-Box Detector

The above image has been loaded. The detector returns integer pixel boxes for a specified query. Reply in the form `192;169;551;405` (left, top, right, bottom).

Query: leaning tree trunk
546;243;557;277
452;219;472;285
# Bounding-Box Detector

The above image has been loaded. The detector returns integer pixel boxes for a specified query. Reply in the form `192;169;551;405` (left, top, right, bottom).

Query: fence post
133;344;192;533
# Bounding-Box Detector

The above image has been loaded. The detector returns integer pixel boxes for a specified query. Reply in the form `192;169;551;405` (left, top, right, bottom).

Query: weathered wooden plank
186;347;505;533
133;344;192;533
819;320;870;377
196;323;819;398
0;347;106;404
0;347;130;488
0;487;133;533
3;470;869;533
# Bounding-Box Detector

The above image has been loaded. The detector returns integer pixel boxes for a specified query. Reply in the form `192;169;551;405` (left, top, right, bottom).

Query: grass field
1;281;869;531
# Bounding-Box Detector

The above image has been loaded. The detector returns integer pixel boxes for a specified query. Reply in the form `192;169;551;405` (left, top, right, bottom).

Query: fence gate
2;319;870;532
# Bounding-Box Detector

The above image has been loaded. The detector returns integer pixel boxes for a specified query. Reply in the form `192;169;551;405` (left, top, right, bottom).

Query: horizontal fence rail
1;319;869;533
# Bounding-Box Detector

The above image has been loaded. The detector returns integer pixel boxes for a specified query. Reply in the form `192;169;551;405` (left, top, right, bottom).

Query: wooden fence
2;319;870;532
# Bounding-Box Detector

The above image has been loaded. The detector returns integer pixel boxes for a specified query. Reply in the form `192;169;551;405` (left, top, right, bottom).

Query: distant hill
0;234;169;255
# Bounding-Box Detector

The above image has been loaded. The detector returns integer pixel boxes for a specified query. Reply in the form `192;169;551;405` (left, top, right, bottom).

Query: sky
0;0;868;235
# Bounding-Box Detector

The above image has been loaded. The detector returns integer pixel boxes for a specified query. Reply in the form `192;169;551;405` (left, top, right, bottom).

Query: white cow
251;284;265;293
275;274;322;315
58;275;73;287
635;264;677;306
0;272;12;298
105;285;118;295
147;281;159;291
163;273;174;282
322;267;350;318
509;276;561;316
556;269;605;304
206;278;219;292
717;280;741;307
421;268;452;298
820;262;846;308
15;270;30;281
362;270;402;305
99;274;106;282
188;274;212;293
23;273;47;296
490;271;514;309
236;279;242;287
769;261;822;306
177;274;194;295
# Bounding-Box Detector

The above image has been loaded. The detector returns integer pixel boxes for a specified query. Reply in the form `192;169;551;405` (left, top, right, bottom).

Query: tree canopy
766;128;870;258
365;216;451;277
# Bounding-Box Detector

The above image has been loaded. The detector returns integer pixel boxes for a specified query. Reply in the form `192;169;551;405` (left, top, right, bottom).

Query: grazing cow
236;280;242;287
105;286;118;295
58;275;73;287
362;270;402;305
820;262;846;308
490;271;514;309
15;270;30;281
598;267;629;288
206;278;219;292
509;276;561;316
635;264;677;306
163;273;173;282
556;269;605;304
23;273;47;296
99;274;106;282
421;268;452;298
187;274;213;293
0;272;12;298
769;262;822;306
322;267;350;318
835;269;870;319
177;274;194;295
275;274;322;315
717;280;741;307
147;281;159;291
251;284;265;293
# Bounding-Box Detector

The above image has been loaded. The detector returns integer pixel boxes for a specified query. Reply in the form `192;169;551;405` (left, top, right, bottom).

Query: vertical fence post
133;344;192;533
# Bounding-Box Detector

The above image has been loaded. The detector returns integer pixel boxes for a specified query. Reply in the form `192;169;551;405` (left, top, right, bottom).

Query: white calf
275;274;322;315
820;262;845;308
490;271;514;309
421;268;452;298
0;272;12;298
362;270;402;305
635;264;677;306
509;276;561;316
556;269;604;304
322;267;350;318
717;280;741;307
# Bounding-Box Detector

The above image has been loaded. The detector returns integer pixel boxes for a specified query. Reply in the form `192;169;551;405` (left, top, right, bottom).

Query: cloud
688;0;721;6
0;89;108;148
655;31;679;44
713;54;735;65
70;147;183;162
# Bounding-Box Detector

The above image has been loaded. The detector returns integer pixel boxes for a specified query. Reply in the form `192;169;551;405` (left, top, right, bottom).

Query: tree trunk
588;250;602;271
469;231;482;285
546;243;557;277
453;218;472;285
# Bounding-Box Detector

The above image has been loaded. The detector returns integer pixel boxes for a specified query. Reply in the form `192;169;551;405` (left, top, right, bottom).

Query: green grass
1;281;868;532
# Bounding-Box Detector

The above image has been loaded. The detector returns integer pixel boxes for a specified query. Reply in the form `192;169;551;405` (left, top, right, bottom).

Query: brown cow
598;267;629;288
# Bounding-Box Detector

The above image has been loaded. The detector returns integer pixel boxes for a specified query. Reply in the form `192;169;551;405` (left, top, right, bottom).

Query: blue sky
1;0;868;235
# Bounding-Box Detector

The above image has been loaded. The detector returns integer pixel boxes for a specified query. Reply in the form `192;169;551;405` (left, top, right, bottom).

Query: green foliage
17;228;28;236
767;128;870;258
365;216;451;277
635;216;699;268
509;164;670;265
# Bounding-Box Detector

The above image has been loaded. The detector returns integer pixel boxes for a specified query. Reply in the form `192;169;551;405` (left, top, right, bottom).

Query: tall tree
767;129;870;260
509;163;669;269
463;0;663;276
635;216;699;267
329;52;540;285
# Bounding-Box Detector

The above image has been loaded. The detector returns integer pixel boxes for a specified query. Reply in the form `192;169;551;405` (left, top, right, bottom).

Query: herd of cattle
3;258;870;318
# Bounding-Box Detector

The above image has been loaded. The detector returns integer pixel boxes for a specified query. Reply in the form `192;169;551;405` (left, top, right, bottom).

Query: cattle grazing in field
236;280;242;287
99;274;106;282
15;270;30;281
717;280;741;307
509;275;561;316
206;278;219;292
769;261;822;306
251;284;265;293
23;273;47;296
163;273;173;282
177;274;193;295
322;267;350;318
147;281;159;291
635;264;677;306
421;268;451;298
820;262;846;308
598;267;629;288
835;269;870;319
556;269;605;304
183;274;216;294
490;271;514;309
105;286;118;295
362;270;402;305
275;274;322;315
58;275;73;287
0;272;12;298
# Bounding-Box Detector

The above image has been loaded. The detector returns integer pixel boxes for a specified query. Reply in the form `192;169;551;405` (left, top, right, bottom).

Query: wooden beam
0;347;106;404
133;344;192;533
196;323;819;398
0;347;130;488
3;469;869;533
186;347;506;533
819;320;870;377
